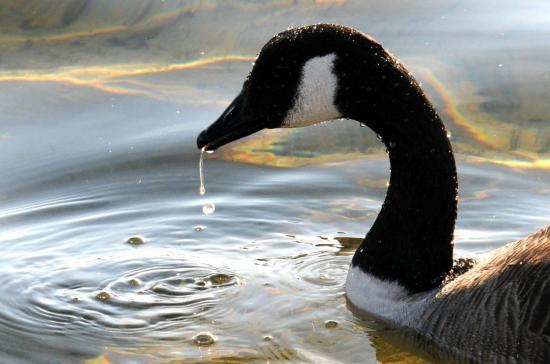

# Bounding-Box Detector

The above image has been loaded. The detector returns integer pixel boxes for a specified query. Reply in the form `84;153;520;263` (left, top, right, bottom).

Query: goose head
197;24;424;151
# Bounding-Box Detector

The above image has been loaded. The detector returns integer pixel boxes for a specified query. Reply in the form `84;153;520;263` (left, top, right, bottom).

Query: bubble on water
324;320;338;329
128;278;141;287
194;225;206;232
263;335;273;342
208;273;233;286
202;202;215;215
192;332;216;346
96;291;111;301
126;236;145;245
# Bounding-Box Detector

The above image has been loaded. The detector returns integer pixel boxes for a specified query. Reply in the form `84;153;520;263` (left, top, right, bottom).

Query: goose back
415;226;550;362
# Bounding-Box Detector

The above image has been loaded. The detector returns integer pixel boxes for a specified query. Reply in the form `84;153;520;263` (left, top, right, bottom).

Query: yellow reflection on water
415;66;498;149
469;155;550;170
0;55;254;98
211;129;368;168
1;53;547;170
415;64;549;170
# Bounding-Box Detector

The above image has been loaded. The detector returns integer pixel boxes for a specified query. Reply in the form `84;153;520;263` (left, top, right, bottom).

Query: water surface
1;1;549;363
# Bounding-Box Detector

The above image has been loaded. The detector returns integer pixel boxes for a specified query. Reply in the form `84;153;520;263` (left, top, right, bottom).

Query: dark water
1;1;549;363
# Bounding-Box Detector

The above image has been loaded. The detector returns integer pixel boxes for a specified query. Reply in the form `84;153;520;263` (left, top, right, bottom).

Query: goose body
196;24;550;362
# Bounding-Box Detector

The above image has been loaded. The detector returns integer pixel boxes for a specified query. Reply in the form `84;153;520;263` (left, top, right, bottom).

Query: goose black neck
339;66;458;293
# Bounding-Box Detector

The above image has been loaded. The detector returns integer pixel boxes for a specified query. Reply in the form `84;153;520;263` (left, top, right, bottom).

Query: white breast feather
345;265;435;326
282;53;342;128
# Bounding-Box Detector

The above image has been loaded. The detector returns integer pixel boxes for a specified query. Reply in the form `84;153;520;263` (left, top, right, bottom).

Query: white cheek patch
282;53;342;128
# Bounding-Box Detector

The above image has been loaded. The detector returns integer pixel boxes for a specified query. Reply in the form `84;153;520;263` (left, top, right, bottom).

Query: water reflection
1;1;550;363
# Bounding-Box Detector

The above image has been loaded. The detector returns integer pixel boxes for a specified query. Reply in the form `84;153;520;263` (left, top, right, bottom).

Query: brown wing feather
416;226;550;363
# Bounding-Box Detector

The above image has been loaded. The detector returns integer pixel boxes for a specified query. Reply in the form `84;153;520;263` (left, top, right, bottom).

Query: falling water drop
202;202;215;215
198;148;216;215
199;147;206;195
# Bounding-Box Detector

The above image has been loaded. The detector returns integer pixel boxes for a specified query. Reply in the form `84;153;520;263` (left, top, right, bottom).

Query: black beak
197;90;264;151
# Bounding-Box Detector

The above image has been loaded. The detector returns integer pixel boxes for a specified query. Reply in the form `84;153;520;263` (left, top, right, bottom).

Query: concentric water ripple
296;254;350;288
0;254;241;347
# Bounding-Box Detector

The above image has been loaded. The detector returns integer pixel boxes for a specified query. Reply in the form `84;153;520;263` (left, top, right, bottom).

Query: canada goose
196;24;550;363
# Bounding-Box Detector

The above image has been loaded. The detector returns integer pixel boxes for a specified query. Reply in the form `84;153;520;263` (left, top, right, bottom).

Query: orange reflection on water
0;55;255;97
216;128;370;168
0;71;146;96
1;54;547;171
469;155;550;170
414;67;497;149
